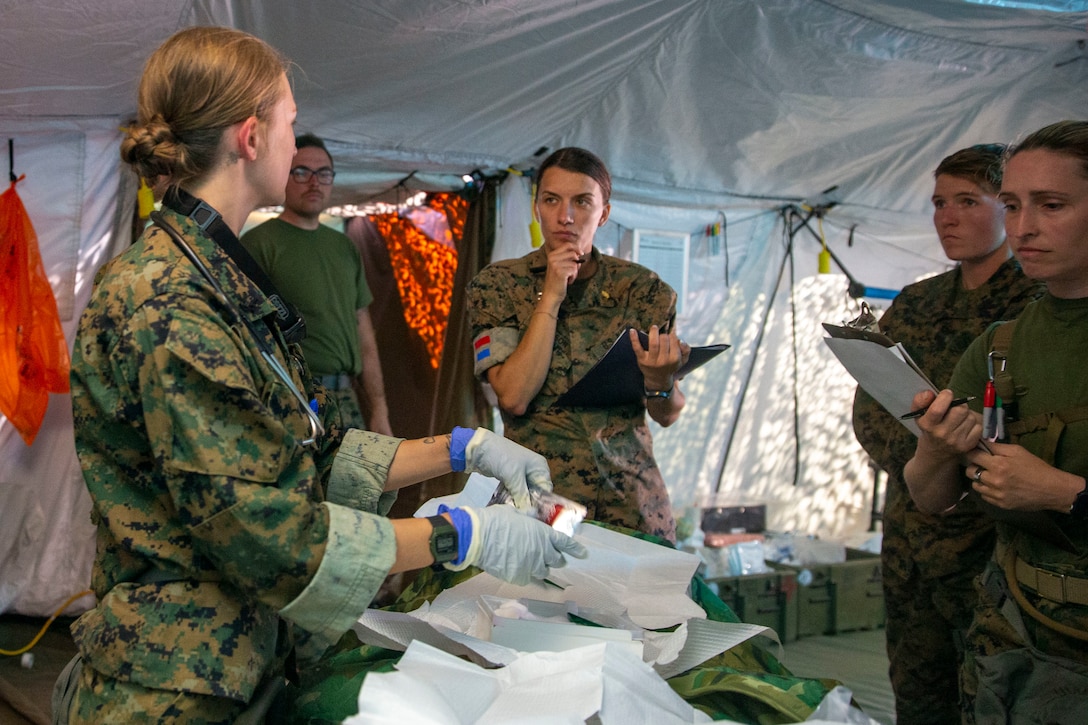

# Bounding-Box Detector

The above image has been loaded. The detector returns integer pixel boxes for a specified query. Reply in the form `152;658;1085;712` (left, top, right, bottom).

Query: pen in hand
899;396;976;420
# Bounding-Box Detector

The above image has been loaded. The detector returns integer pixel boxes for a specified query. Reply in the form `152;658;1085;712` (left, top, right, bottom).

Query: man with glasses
243;134;392;435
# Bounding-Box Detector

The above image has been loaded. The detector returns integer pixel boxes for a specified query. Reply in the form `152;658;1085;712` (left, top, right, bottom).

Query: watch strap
644;385;673;399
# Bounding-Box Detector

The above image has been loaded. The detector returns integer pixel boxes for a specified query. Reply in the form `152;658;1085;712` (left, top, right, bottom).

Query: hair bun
121;115;182;180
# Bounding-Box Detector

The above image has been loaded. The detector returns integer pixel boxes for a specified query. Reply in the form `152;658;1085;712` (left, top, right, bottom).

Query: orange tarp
0;177;70;445
371;194;467;370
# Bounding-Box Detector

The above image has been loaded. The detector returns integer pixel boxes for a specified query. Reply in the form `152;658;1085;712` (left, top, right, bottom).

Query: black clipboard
555;328;729;408
821;322;896;348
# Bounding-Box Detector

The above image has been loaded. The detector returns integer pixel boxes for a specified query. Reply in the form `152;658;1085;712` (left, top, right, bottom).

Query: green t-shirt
949;293;1088;570
242;218;373;376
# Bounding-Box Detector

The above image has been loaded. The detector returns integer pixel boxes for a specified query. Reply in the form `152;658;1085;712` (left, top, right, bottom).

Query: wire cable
0;589;93;656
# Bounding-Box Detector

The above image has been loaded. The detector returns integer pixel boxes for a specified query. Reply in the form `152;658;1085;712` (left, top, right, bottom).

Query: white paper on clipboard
823;335;937;436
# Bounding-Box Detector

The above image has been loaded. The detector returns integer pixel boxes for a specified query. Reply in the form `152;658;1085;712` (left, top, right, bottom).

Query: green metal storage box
772;548;884;637
707;568;799;643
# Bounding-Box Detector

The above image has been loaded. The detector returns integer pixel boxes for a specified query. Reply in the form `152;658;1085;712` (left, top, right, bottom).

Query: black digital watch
427;515;458;564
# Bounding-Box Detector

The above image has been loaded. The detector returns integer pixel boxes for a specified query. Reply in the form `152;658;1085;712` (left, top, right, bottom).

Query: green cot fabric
283;525;838;724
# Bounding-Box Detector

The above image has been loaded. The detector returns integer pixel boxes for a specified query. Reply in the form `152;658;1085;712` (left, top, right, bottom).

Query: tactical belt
1013;556;1088;606
317;373;354;390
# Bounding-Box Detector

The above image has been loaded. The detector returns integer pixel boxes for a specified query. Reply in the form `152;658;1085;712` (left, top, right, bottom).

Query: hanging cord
787;210;802;486
354;170;418;206
789;203;899;299
709;210;729;288
0;589;94;656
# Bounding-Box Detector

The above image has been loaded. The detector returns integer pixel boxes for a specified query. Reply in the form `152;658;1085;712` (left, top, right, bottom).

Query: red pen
982;380;997;440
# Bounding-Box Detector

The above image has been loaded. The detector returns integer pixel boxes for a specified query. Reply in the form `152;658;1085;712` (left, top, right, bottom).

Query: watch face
433;530;456;556
428;516;458;563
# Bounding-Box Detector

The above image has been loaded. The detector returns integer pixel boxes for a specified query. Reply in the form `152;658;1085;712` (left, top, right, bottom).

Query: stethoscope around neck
150;211;324;448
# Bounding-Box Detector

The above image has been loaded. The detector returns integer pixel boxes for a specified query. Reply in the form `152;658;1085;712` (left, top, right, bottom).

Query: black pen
899;396;976;420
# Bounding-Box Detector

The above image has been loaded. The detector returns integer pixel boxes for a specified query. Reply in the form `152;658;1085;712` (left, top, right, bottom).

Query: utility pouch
50;653;83;725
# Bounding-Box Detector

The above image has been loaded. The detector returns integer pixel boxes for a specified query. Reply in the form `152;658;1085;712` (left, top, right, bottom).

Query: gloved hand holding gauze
449;426;552;511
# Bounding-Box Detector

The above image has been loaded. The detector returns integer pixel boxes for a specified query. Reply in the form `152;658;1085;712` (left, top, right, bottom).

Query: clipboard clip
844;301;879;333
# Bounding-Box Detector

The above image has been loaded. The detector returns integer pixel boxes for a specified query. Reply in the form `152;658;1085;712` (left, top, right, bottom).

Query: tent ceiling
3;0;1086;252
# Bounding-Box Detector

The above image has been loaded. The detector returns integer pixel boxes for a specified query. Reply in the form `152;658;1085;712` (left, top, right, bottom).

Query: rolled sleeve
472;326;520;378
327;428;403;514
279;501;396;648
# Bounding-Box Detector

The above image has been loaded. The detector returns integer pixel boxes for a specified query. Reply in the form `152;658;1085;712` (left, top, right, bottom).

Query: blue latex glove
449;505;588;585
463;428;552;511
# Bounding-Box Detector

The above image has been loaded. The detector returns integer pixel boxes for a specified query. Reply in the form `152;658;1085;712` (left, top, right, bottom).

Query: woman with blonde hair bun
55;26;584;724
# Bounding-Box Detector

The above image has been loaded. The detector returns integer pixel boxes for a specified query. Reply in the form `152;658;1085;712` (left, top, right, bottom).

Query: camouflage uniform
851;259;1040;724
948;295;1088;724
468;247;677;542
67;206;404;722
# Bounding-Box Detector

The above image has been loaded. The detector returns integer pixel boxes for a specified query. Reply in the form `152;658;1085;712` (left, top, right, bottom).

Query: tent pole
787;214;802;486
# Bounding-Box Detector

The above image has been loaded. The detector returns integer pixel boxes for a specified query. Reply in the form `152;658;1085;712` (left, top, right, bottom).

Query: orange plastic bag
0;176;71;445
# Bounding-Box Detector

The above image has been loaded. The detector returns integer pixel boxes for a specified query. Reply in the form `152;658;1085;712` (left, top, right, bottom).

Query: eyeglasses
290;166;336;185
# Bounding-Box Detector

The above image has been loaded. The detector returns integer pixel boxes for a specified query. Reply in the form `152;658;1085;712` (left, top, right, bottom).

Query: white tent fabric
0;121;130;616
2;0;1086;615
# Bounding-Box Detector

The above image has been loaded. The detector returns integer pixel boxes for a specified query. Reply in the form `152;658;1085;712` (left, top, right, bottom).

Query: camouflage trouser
961;560;1088;725
512;408;676;542
882;559;976;725
55;657;286;725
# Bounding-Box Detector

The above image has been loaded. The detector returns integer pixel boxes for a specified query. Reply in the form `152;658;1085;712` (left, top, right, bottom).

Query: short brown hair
120;26;289;189
934;144;1006;194
295;133;333;167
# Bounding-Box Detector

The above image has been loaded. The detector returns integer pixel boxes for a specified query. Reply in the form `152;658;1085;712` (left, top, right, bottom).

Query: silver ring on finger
972;467;985;483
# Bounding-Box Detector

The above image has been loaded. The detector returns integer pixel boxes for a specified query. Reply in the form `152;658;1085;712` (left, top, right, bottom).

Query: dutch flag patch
474;335;491;362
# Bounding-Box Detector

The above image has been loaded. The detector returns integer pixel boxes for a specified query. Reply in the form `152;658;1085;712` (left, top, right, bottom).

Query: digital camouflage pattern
948;297;1088;723
325;386;366;432
68;208;400;719
69;662;249;724
851;259;1041;724
468;247;677;541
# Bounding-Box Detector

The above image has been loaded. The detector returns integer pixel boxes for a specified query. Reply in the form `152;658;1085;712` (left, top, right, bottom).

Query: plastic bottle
489;484;587;536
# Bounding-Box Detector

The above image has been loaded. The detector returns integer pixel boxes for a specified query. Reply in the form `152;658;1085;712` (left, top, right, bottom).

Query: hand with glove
449;427;551;511
441;504;588;586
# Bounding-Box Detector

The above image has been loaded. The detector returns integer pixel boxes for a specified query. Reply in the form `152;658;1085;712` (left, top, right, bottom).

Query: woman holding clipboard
468;147;689;542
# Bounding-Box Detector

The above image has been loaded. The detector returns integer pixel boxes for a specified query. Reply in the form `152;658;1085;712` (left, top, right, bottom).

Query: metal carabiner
987;350;1007;382
260;349;324;447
